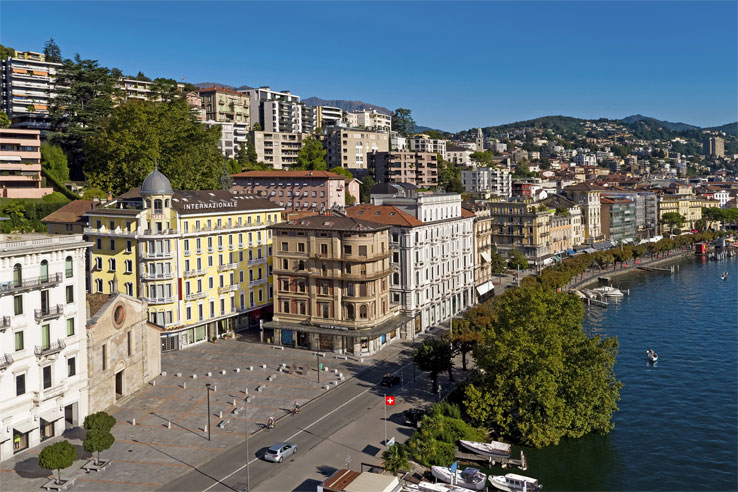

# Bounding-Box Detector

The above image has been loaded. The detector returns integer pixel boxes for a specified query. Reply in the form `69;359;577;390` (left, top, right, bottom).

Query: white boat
646;350;658;363
489;473;542;492
591;286;624;298
721;272;728;280
403;481;469;492
431;466;487;491
459;439;512;457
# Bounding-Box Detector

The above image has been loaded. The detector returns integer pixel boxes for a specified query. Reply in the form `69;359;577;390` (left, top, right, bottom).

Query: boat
489;473;542;492
721;272;728;280
591;286;624;298
431;466;487;491
459;439;512;457
403;482;469;492
646;350;658;363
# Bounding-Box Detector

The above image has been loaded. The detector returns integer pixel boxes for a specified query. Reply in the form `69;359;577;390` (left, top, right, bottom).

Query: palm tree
382;443;410;475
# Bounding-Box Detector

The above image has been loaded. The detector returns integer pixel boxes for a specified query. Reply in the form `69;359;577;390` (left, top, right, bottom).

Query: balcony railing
34;339;66;357
185;292;207;301
0;316;10;330
249;278;268;287
217;263;238;272
0;272;63;296
34;304;64;321
142;271;174;281
218;284;239;293
141;251;174;260
145;297;174;305
0;353;13;369
183;269;206;278
33;381;65;403
141;229;179;236
247;257;267;266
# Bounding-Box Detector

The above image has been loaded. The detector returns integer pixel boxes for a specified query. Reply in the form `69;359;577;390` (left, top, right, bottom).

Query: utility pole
384;393;387;447
245;394;250;491
205;383;212;441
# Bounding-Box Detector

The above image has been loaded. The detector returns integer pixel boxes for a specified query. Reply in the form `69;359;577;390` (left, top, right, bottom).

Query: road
160;336;452;492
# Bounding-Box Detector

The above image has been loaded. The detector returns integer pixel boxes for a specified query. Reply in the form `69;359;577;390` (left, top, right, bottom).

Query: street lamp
245;393;250;491
205;383;212;441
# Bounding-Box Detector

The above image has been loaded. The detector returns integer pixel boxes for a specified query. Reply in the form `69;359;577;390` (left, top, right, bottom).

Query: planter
82;459;112;473
42;478;76;490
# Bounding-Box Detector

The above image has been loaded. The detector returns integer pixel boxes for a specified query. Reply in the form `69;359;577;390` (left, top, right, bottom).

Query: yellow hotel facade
85;169;283;351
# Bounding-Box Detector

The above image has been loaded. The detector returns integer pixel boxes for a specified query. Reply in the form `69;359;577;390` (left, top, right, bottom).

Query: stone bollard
248;366;253;371
176;372;182;377
151;380;156;386
204;425;208;433
324;385;330;390
244;388;248;395
232;399;236;406
161;371;167;376
213;385;217;392
182;382;187;389
132;418;136;426
261;364;267;369
235;368;240;373
192;374;197;379
167;421;171;429
206;372;212;377
334;369;339;374
221;370;226;375
219;410;223;418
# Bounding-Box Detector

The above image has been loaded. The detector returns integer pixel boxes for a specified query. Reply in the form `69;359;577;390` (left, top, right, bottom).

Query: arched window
393;272;399;285
40;260;48;283
65;256;73;278
154;199;163;212
13;263;22;287
346;304;355;320
359;305;368;319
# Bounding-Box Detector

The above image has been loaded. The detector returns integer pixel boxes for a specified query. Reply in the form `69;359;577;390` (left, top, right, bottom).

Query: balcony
218;263;238;272
145;297;174;305
142;228;179;236
0;272;63;296
33;381;66;404
141;251;174;260
249;278;268;287
185;292;207;301
34;304;64;322
0;353;13;370
218;284;239;293
183;269;206;278
248;257;267;266
142;271;174;281
0;316;9;330
34;339;66;357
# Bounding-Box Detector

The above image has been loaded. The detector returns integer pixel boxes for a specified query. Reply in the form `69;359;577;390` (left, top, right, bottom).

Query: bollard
213;385;217;392
151;380;156;386
132;418;136;426
221;370;226;375
261;364;267;369
182;382;187;389
192;374;197;379
167;421;171;429
244;388;248;395
219;410;223;418
204;425;207;433
206;372;212;377
235;368;240;373
161;371;167;376
176;372;182;377
232;398;236;406
249;366;253;371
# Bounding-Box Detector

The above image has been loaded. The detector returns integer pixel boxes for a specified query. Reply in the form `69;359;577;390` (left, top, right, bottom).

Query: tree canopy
0;111;10;128
437;157;464;193
507;249;528;270
43;38;62;63
84;99;228;195
295;136;327;170
0;43;15;60
83;429;115;465
359;175;376;204
660;212;686;233
391;108;415;136
83;411;116;432
39;440;77;485
41;143;70;182
412;336;455;394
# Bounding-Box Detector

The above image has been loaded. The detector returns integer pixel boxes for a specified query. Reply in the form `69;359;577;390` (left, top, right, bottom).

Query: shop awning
476;280;495;297
480;252;492;263
40;409;64;423
0;432;10;443
264;314;413;338
14;420;37;434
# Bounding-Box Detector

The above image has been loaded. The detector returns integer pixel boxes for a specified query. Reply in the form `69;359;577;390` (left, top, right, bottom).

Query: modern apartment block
198;86;250;125
265;211;406;355
315;106;343;128
0;128;52;199
370;151;438;188
0;234;90;462
239;86;315;133
461;202;495;303
85;169;283;351
600;190;658;237
249;131;310;169
407;135;446;158
0;51;62;129
705;137;724;158
461;167;512;197
343;110;391;132
445;145;473;165
600;197;637;243
231;170;359;211
116;78;185;103
324;127;390;171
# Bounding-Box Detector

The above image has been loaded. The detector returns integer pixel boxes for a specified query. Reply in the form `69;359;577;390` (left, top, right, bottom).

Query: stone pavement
0;334;412;491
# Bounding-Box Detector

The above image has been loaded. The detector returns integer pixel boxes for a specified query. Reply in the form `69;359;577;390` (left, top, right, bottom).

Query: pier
637;264;678;273
454;448;528;471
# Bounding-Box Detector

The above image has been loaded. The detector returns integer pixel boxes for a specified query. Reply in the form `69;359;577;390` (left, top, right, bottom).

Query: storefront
12;421;36;454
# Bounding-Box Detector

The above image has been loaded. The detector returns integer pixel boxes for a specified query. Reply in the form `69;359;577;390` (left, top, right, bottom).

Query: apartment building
461;202;495;302
240;87;299;128
600;197;637;243
0;234;90;462
231;170;358;211
344;110;391;132
445;145;473;165
0;51;61;129
657;195;703;233
574;153;597;167
461;167;512;197
203;120;237;159
266;211;406;355
198;86;250;125
600;190;658;237
0;128;52;198
315;106;343;129
248;131;310;169
408;135;446;158
186;92;207;122
564;182;604;243
705;137;724;158
369;185;476;328
116;78;185;103
370;151;438;188
85;169;283;351
487;197;553;266
324;128;389;171
540;193;584;248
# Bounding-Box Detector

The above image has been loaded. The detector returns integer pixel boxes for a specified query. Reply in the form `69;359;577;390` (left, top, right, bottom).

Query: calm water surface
493;256;738;491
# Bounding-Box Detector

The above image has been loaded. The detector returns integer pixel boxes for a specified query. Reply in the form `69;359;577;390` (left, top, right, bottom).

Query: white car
264;442;298;463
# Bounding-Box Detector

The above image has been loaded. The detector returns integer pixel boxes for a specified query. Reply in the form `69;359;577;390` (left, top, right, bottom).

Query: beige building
324;128;389;171
488;197;552;266
116;78;185;104
657;195;703;233
198;86;250;125
0;128;52;199
462;202;495;302
86;293;161;413
706;137;724;158
564;182;604;243
250;131;310;169
316;106;343;129
266;211;407;355
343;110;391;132
370;151;438;188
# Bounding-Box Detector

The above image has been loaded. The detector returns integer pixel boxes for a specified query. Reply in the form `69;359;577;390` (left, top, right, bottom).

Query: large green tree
412;336;455;394
0;43;16;60
489;248;508;274
466;286;621;447
507;249;528;271
83;429;115;466
41;143;70;182
38;440;77;485
359;175;376;204
84;99;228;195
437;157;464;193
0;111;10;128
43;38;62;63
660;212;686;234
391;108;415;136
295;136;327;170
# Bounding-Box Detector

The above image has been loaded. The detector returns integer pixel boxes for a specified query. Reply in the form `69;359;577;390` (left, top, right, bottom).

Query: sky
1;1;736;132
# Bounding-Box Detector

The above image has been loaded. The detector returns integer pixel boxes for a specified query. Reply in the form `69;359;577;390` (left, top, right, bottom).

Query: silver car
264;442;298;463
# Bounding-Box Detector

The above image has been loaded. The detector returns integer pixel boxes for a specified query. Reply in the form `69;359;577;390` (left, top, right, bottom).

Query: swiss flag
385;396;395;406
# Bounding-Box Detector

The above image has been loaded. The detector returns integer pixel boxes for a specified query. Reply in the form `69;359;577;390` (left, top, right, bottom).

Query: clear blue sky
2;1;736;131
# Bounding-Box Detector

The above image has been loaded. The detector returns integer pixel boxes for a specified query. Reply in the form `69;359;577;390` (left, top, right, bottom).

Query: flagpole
384;393;387;447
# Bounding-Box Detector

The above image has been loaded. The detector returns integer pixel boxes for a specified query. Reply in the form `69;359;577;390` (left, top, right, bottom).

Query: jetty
637;264;678;273
454;447;528;471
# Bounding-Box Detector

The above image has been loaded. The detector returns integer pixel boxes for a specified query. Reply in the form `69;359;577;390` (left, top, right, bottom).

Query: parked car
381;373;400;387
403;408;428;428
264;442;298;463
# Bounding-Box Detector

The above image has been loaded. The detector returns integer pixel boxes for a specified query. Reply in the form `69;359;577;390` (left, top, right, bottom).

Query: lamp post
316;352;320;383
205;383;212;441
245;394;250;491
412;323;416;382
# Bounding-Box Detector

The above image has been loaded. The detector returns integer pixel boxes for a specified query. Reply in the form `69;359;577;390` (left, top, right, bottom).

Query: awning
476;280;495;297
40;409;64;423
264;314;413;338
480;252;492;263
0;432;10;443
581;248;596;254
14;420;38;434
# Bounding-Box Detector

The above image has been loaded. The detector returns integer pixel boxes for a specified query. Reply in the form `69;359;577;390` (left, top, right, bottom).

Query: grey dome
141;168;173;196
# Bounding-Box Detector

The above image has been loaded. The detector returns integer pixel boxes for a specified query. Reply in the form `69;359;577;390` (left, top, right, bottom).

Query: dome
141;168;173;196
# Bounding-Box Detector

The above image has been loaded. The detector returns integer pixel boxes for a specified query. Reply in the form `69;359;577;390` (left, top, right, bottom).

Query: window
321;303;330;318
13;295;22;315
66;318;74;336
344;245;352;255
109;258;116;271
41;324;50;349
66;285;74;303
96;239;102;250
16;374;25;396
298;242;305;252
12;263;22;287
393;252;399;263
320;244;328;255
102;344;107;370
127;332;132;356
40;260;48;282
43;366;52;389
65;256;73;278
281;242;289;252
94;257;102;270
95;278;103;293
125;282;133;296
359;305;368;319
283;301;289;313
15;331;24;351
186;306;192;320
359;245;367;256
67;357;76;377
110;239;115;250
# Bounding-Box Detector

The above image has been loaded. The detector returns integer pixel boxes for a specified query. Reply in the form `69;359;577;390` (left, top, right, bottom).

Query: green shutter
15;331;23;351
42;325;50;349
66;319;74;336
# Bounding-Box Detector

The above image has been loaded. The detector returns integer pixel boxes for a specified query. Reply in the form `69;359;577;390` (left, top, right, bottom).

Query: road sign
385;396;395;405
387;437;395;447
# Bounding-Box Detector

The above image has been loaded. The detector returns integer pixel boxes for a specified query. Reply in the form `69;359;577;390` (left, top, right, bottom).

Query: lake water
500;255;738;491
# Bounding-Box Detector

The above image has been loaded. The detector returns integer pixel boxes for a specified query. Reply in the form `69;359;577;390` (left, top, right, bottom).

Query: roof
86;293;113;320
460;208;475;218
41;200;93;224
198;86;245;96
271;211;389;232
231;170;345;180
141;168;173;196
565;182;607;192
345;205;424;227
322;470;362;492
541;194;578;209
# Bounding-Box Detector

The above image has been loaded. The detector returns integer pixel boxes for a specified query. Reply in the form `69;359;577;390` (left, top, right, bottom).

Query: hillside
302;97;392;115
621;114;699;132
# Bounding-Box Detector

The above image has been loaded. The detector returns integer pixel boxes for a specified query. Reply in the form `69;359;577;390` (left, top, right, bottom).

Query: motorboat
431;466;487;491
591;286;624;298
646;350;658;363
459;439;512;457
489;473;542;492
721;272;728;280
403;482;468;492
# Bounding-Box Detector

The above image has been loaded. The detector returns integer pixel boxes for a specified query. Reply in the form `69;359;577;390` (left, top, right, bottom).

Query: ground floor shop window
40;419;54;441
13;431;29;453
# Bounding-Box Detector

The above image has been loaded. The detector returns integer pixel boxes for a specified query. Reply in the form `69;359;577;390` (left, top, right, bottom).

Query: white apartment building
0;51;62;129
0;234;90;462
344;110;391;132
390;132;407;151
574;153;597;167
315;106;343;129
408;136;446;158
204;120;236;159
461;167;512;197
239;86;315;133
367;185;475;333
445;146;473;165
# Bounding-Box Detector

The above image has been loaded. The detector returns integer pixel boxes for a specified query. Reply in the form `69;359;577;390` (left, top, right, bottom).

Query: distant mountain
414;125;452;135
302;97;392;115
621;114;699;132
704;122;738;137
194;82;236;90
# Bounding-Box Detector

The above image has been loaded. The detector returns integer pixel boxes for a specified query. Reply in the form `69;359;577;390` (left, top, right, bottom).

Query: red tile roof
198;86;245;97
232;170;345;180
41;200;93;224
345;205;424;227
460;208;475;218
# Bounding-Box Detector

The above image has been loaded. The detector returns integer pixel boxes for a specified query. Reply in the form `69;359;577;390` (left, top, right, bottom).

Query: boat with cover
459;439;512;457
646;349;658;363
489;473;542;492
431;466;487;491
591;286;624;298
402;481;469;492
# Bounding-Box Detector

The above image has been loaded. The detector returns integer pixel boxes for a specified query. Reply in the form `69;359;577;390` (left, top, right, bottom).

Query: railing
145;297;173;305
183;269;206;278
218;263;238;272
218;284;239;293
34;339;66;357
142;272;174;281
0;272;63;296
141;251;174;260
248;257;267;266
0;316;10;329
34;304;64;321
184;250;191;256
142;229;179;236
249;278;268;287
185;292;207;301
0;353;13;369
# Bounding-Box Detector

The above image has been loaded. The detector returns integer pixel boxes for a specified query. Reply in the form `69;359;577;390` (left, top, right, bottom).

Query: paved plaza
0;334;410;491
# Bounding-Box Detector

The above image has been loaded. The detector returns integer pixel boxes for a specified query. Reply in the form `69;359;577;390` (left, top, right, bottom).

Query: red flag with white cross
385;396;395;406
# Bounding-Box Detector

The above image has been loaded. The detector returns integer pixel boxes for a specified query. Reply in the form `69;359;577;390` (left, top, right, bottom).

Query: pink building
0;128;52;198
231;170;359;211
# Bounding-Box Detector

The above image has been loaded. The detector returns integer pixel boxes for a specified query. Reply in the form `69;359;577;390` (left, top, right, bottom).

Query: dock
454;448;527;471
637;264;678;273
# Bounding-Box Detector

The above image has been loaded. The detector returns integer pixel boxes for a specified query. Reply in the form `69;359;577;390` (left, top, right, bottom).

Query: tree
489;248;508;275
295;136;327;170
84;99;228;195
41;143;70;182
82;187;108;200
236;133;259;170
359;175;376;204
438;157;464;193
252;122;262;131
470;151;493;166
513;161;532;178
507;249;528;271
412;337;455;394
391;108;415;136
38;440;77;485
83;429;115;466
0;43;15;60
328;166;353;181
84;411;116;432
450;321;483;371
381;443;410;475
151;77;182;101
661;212;686;234
43;38;62;63
0;111;9;128
467;286;622;447
135;71;151;82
